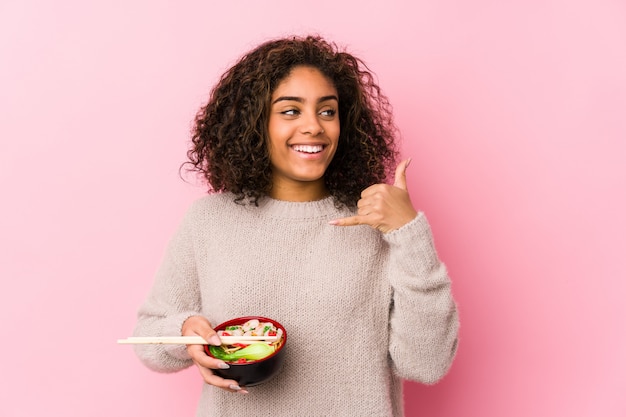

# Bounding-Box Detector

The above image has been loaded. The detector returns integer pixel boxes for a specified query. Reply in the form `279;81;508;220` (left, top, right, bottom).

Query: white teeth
292;145;323;153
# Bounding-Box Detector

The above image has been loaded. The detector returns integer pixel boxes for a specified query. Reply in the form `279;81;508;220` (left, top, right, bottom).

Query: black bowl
204;316;287;387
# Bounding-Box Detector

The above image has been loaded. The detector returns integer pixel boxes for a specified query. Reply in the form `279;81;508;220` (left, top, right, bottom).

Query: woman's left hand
329;159;417;233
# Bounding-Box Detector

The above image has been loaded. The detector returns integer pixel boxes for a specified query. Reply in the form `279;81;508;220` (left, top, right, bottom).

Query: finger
197;366;249;394
358;183;379;198
193;325;220;346
393;158;411;190
191;330;220;346
203;331;221;346
188;345;230;371
189;346;249;394
328;215;365;227
183;316;221;346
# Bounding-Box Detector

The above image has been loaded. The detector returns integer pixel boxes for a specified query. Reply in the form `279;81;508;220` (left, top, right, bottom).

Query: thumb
393;158;411;190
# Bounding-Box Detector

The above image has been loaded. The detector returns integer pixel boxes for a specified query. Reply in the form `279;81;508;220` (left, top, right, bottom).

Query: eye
319;108;336;118
281;108;300;116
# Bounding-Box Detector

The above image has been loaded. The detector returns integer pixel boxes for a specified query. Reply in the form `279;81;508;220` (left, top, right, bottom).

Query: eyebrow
271;95;339;105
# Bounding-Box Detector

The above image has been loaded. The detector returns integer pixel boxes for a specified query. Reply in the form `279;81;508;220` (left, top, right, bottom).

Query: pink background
1;1;625;416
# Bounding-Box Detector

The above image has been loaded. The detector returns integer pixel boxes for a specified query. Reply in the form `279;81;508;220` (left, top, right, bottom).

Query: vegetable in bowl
205;316;288;386
210;319;284;364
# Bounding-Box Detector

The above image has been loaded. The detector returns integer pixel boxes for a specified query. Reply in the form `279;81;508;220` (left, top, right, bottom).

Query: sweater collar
253;195;342;219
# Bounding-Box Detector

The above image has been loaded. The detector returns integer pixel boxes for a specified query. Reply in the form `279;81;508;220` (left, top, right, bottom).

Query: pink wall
1;1;625;416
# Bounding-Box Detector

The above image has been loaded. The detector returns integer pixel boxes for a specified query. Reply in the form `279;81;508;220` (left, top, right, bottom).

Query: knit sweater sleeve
383;212;459;384
131;203;203;373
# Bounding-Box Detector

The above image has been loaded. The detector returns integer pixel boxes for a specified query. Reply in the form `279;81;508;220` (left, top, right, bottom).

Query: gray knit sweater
133;192;458;417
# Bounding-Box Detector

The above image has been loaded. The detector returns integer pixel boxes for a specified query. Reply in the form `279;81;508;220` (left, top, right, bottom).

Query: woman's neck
268;179;329;202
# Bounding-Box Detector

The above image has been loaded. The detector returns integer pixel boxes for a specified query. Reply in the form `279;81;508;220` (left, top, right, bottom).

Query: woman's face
267;66;340;201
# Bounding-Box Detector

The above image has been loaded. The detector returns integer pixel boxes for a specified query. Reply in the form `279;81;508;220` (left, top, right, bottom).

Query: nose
299;112;324;136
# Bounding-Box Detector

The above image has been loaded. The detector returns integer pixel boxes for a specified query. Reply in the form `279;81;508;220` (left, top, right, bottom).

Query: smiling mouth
291;144;325;154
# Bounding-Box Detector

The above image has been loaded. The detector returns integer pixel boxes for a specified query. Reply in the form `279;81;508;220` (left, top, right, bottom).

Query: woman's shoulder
190;192;234;206
181;192;241;220
175;193;258;235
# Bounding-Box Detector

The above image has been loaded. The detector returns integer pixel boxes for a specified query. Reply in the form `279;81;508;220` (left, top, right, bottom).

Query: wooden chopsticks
117;335;279;345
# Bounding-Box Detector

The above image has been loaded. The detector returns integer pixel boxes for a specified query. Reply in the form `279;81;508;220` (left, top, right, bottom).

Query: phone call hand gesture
330;159;417;233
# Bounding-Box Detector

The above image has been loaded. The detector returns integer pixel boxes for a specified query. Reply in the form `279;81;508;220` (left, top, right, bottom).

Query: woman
133;35;458;416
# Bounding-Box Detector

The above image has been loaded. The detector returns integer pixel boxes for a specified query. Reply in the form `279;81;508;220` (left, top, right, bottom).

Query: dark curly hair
185;35;398;207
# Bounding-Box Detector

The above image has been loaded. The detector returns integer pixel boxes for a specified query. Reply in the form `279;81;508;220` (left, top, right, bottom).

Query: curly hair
185;35;398;207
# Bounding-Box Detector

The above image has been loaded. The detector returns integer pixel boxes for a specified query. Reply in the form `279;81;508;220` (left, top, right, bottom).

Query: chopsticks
117;335;279;345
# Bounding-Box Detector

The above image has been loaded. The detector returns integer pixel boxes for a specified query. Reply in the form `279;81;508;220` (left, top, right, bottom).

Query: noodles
212;319;284;363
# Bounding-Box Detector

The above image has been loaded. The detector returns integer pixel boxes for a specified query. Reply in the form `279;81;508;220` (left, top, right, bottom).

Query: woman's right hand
181;315;249;394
